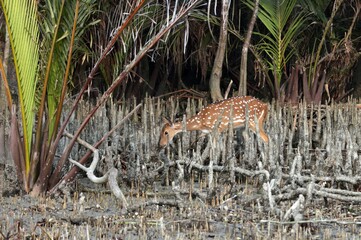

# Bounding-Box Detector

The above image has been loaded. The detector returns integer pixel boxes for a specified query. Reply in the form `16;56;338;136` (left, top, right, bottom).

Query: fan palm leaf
1;0;40;175
245;0;308;97
39;0;97;140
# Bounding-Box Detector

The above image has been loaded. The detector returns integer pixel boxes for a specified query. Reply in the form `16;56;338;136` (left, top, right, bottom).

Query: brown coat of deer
159;96;269;147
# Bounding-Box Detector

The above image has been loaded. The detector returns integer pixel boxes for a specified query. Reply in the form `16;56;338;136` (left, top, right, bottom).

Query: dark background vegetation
1;0;360;103
75;0;361;102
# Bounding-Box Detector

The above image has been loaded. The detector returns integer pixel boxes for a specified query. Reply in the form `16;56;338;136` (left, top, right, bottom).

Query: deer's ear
163;117;173;126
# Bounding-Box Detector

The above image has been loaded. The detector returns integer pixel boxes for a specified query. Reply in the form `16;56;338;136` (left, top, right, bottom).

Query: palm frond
1;0;40;175
246;0;308;86
38;0;97;138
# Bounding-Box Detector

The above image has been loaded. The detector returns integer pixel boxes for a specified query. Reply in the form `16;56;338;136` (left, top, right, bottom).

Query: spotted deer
159;96;269;147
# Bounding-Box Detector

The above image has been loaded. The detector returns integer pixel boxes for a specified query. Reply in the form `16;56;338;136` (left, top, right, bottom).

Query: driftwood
64;132;128;208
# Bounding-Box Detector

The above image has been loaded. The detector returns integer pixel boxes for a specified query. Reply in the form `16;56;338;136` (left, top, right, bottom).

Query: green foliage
299;0;329;24
39;0;97;139
1;0;40;174
245;0;308;98
0;0;98;193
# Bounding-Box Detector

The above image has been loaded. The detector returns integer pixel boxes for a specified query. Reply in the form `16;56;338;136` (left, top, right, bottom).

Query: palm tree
244;0;308;99
0;0;99;194
0;0;203;196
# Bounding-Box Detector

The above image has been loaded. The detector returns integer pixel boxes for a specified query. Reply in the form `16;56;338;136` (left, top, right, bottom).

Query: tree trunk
209;0;230;102
0;29;10;166
238;0;259;96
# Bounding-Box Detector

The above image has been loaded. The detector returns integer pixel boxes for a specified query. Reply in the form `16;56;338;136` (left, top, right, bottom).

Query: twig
63;132;106;184
63;133;128;207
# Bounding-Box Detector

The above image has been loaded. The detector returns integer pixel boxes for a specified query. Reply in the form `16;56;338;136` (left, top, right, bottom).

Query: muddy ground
1;168;361;240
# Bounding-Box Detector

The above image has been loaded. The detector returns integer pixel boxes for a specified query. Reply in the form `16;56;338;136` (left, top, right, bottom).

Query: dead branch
68;150;108;184
63;132;127;207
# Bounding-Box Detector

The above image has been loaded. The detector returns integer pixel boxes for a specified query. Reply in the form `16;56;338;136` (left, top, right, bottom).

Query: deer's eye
164;131;168;135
